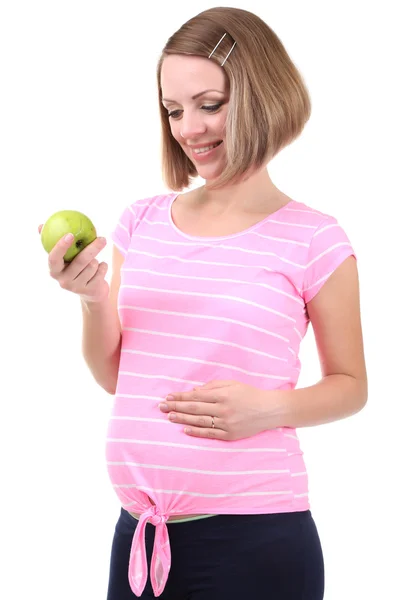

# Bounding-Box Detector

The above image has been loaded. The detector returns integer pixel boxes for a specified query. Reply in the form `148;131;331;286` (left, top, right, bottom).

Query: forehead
160;54;227;100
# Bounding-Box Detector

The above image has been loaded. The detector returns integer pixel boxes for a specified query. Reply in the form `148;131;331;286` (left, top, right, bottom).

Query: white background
1;1;399;598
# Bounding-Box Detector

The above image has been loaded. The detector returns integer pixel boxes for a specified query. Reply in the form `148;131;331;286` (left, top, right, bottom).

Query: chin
195;164;224;182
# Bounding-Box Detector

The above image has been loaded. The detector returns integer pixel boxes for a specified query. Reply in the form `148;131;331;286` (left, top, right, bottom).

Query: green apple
41;209;97;262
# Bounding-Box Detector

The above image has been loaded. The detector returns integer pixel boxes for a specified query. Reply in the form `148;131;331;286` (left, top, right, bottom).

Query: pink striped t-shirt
107;191;355;597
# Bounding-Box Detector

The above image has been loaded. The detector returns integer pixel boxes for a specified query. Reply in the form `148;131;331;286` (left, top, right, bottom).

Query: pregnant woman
40;7;367;600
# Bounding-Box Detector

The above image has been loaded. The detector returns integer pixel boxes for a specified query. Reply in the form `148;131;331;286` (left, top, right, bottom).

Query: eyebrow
161;89;225;103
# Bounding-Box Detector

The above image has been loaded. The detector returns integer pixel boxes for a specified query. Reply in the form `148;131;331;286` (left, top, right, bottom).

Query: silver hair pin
209;33;236;66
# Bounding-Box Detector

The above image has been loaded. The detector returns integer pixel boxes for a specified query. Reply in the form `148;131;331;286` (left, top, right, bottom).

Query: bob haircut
156;7;311;191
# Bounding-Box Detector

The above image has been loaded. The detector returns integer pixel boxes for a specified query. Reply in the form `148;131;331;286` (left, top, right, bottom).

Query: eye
202;103;222;113
167;103;223;120
167;109;182;120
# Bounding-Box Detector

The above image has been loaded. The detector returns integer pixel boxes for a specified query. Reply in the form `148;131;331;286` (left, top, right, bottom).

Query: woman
41;7;367;599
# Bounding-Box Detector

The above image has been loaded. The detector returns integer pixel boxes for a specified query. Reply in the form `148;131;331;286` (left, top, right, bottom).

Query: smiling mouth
192;141;223;154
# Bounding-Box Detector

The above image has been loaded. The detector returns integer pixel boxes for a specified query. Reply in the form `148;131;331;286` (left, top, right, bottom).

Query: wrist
259;388;291;430
80;296;109;312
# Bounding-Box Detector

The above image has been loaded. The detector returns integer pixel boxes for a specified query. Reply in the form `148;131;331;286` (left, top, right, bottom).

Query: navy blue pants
106;508;325;599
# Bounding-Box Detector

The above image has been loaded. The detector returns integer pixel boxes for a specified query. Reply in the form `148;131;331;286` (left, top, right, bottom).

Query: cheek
169;121;182;144
213;113;227;137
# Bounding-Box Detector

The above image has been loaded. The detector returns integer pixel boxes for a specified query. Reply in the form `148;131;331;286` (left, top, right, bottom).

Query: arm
81;245;125;394
272;255;368;428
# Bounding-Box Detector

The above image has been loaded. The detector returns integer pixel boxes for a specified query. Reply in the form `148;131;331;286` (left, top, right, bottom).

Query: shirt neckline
167;192;295;242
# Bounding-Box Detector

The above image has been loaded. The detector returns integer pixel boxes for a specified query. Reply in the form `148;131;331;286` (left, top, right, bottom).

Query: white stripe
306;242;352;268
118;372;204;385
115;483;293;498
128;205;137;216
268;219;316;229
252;231;309;247
286;207;324;216
134;234;307;268
294;493;309;498
112;239;127;255
133;202;168;210
119;305;291;343
116;394;162;401
108;461;290;476
123;327;287;362
129;248;273;271
121;267;304;306
121;349;290;381
302;272;330;293
314;223;339;237
120;285;296;322
117;221;129;234
141;218;169;227
293;327;303;340
123;501;141;510
111;416;169;424
107;438;286;453
291;471;307;477
284;433;299;441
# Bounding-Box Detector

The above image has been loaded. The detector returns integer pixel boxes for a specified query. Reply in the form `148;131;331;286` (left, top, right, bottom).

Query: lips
188;141;223;151
192;141;223;154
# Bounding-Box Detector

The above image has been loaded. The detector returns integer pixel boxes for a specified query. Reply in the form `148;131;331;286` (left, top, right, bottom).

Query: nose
179;109;207;140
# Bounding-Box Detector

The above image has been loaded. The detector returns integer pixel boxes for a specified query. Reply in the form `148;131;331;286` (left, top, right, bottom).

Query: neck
201;166;280;212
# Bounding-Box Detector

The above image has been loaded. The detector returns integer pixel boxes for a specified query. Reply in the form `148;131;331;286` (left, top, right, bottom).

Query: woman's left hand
158;380;282;440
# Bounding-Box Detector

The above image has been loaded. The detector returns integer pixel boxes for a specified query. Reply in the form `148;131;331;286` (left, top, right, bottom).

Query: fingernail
169;413;176;421
159;403;167;411
166;395;174;401
64;233;74;242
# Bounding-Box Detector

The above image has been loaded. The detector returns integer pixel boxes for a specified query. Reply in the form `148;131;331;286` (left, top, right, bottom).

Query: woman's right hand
38;224;109;304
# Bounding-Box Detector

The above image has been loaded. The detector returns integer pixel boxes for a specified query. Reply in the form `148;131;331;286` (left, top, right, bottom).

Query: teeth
193;142;220;154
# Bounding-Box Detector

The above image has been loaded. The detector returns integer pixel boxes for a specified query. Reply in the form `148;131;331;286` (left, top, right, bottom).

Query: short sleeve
302;215;356;304
110;203;138;256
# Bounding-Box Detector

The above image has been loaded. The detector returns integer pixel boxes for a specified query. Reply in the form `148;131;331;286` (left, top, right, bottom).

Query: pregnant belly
105;414;299;518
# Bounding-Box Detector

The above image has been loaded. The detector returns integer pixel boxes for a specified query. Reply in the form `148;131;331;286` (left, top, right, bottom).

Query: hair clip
209;33;237;66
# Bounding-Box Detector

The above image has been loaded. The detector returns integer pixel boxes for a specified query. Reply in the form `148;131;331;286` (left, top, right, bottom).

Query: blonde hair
156;7;311;191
